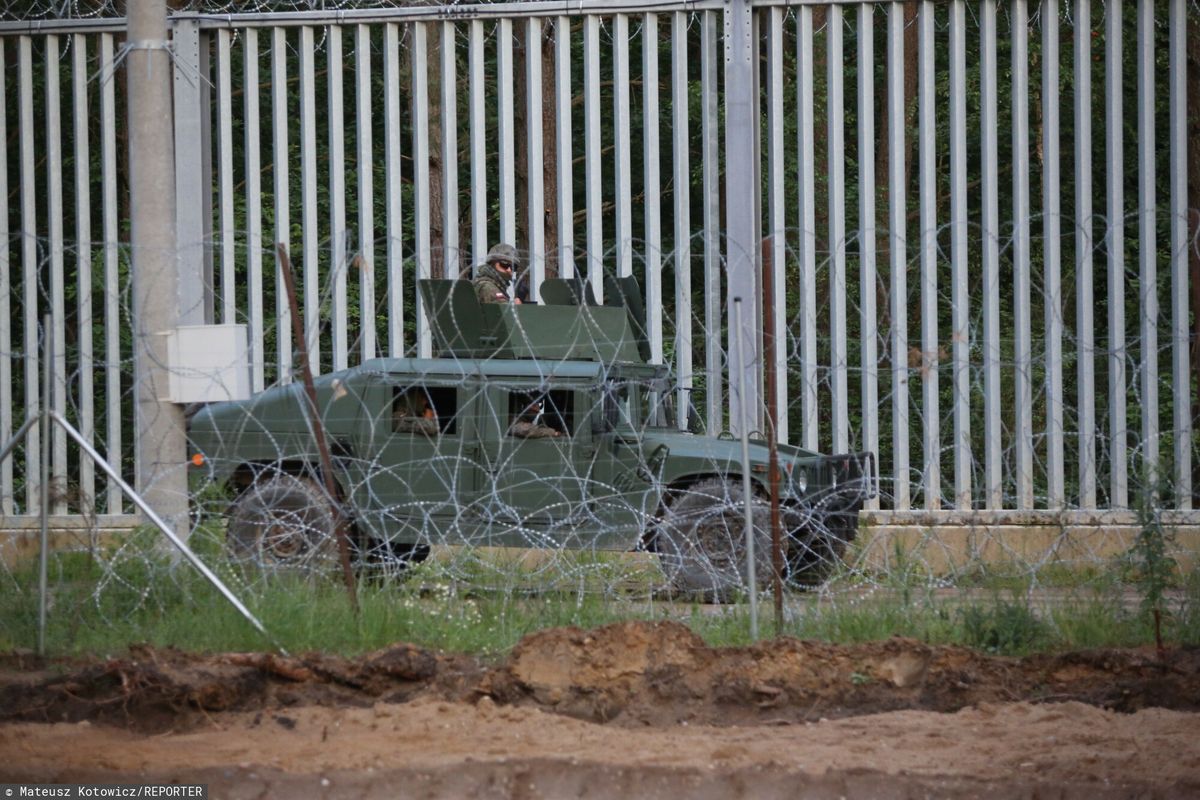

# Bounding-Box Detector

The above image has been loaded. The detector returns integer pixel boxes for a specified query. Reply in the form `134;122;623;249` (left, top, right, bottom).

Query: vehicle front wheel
785;508;859;588
656;478;774;602
226;473;339;576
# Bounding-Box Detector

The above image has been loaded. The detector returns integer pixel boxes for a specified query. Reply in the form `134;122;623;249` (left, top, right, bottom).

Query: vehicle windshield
600;375;681;431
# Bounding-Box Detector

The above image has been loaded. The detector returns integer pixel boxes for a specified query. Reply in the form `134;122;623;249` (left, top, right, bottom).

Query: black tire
360;538;432;580
226;473;339;575
656;478;773;602
785;507;859;588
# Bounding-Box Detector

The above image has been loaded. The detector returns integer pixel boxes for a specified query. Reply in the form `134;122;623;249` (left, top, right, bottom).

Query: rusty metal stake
762;238;784;632
276;243;359;613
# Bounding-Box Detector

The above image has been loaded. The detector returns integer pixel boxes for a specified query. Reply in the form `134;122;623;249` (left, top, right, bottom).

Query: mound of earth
2;621;1197;732
2;622;1198;798
486;621;1200;725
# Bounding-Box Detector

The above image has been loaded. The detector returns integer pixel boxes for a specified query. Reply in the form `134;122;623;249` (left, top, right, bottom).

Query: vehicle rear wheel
785;508;859;588
656;478;773;602
226;473;339;576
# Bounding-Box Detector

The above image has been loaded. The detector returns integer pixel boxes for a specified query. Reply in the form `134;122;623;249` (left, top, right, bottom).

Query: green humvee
188;276;875;596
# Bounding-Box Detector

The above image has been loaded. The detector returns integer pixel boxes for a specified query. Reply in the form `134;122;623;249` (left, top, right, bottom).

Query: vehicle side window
506;390;573;439
392;385;458;435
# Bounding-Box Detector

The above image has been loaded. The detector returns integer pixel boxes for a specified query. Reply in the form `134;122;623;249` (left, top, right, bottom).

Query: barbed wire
1;0;1197;651
0;222;1194;653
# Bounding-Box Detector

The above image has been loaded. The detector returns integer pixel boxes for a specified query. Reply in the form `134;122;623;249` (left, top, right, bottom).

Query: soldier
473;242;523;305
509;396;562;439
394;389;439;435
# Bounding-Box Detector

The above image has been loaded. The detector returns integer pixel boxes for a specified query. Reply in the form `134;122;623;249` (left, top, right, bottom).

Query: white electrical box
166;324;252;403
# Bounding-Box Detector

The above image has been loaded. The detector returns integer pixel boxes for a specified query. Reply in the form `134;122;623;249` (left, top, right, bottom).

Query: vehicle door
478;384;586;536
586;380;665;546
351;375;479;543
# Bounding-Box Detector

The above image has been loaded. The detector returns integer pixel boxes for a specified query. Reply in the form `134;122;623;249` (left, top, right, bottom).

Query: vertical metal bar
0;38;10;515
733;297;758;638
1169;0;1190;507
828;5;849;456
614;13;633;279
555;16;574;279
497;18;516;246
469;19;487;265
981;0;1002;509
45;35;67;514
887;4;909;508
949;0;971;509
19;36;39;514
173;17;205;326
73;34;95;508
916;2;937;508
526;18;545;299
245;28;265;393
672;11;691;428
857;3;879;504
767;7;787;443
724;0;759;436
271;26;293;382
798;6;819;453
643;13;662;364
100;33;121;513
702;11;722;434
1136;0;1157;487
1043;0;1064;508
1075;0;1097;508
384;22;404;356
199;32;215;324
1105;0;1127;507
413;21;433;358
328;25;348;372
299;26;320;372
357;24;377;358
439;21;459;281
216;28;236;325
584;14;603;302
1012;0;1033;509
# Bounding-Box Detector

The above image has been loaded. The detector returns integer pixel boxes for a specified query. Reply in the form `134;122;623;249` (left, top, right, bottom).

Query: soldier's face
493;259;513;276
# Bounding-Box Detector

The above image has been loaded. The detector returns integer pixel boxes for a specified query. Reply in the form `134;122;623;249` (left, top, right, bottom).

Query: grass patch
2;535;1197;658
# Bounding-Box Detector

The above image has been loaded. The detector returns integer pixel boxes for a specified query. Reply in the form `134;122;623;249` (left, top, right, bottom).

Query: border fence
0;0;1198;531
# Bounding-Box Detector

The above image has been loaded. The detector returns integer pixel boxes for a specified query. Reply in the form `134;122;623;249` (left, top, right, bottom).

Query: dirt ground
1;621;1198;798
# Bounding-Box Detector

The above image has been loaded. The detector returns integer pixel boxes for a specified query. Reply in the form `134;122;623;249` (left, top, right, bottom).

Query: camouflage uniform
510;419;561;439
393;391;439;436
472;262;513;305
509;401;562;439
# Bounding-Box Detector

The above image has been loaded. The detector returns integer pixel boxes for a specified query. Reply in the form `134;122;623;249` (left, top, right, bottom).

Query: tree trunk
541;34;559;278
424;26;445;279
874;1;918;336
514;28;529;259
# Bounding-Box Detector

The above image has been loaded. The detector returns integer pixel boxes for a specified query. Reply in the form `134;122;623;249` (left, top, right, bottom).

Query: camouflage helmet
486;242;520;270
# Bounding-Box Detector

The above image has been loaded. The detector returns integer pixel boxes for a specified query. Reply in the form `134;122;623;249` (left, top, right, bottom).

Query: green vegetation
2;533;1196;659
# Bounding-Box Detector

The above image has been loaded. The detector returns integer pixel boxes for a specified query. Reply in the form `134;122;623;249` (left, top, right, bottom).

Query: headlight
794;467;808;494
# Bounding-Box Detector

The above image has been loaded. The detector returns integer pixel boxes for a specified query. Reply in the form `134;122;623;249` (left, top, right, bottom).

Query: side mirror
687;405;703;434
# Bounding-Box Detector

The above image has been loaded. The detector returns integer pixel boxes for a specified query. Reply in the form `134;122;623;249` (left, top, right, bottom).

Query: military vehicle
188;276;876;597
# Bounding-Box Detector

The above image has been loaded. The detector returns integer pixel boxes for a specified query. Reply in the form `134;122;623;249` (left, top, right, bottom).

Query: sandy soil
2;622;1198;798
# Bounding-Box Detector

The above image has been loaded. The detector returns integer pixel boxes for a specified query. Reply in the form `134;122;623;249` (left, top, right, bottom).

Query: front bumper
798;451;877;513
